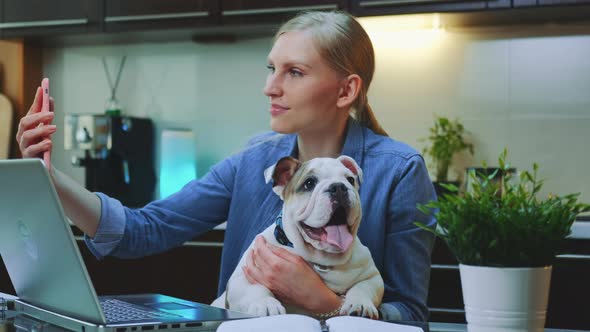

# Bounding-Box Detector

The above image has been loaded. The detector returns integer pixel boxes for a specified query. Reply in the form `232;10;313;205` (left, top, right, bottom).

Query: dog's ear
337;155;363;185
264;156;301;199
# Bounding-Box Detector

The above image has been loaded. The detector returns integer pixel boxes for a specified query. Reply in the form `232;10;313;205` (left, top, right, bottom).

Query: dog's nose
328;183;348;195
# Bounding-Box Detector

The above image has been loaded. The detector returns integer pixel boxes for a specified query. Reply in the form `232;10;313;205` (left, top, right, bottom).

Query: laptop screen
0;159;106;323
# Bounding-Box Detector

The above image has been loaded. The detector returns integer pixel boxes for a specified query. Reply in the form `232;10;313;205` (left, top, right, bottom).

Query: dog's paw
245;297;286;316
340;296;379;320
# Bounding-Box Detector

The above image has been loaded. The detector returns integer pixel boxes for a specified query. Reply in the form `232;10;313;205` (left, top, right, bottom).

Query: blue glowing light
159;130;196;199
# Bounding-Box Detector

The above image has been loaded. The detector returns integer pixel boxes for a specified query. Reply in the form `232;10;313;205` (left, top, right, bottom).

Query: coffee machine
65;114;156;207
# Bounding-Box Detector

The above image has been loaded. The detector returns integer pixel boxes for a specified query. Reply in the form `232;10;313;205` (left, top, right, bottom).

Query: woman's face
264;30;346;135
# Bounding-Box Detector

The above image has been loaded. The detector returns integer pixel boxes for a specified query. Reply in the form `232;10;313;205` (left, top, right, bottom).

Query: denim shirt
85;118;437;322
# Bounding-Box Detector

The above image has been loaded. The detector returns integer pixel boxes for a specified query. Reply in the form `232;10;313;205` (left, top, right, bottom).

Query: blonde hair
275;11;388;136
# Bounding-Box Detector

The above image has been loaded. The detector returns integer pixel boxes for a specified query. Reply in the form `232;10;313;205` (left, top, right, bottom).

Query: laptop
0;159;252;332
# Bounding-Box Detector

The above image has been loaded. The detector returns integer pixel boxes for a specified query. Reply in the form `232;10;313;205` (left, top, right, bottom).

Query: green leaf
422;116;474;182
415;149;590;267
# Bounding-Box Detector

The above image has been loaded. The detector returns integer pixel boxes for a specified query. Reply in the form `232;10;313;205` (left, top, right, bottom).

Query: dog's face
265;156;363;264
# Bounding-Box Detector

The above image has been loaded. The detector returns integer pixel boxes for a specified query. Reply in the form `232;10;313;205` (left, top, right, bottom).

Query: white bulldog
212;156;384;318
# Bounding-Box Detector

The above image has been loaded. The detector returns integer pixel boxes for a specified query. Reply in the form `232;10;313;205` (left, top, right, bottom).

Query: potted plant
416;150;590;332
421;116;474;195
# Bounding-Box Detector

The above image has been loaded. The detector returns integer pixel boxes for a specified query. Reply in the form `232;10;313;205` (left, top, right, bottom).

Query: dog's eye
302;177;317;191
347;176;355;186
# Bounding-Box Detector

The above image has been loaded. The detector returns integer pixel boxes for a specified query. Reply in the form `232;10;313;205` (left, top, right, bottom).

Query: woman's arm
16;87;102;237
96;157;236;259
52;168;102;237
380;154;437;321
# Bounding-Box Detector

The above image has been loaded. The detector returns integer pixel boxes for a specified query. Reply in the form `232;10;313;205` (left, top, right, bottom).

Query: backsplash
43;21;590;202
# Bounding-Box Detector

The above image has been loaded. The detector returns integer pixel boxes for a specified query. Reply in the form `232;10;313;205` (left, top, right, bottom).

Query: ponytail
356;103;388;137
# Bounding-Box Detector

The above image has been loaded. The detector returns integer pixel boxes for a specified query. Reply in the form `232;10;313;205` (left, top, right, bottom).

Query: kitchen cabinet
79;237;224;304
220;0;348;25
0;256;15;295
350;0;511;17
78;228;225;304
103;0;217;33
2;0;589;41
514;0;590;7
0;0;101;38
539;0;590;5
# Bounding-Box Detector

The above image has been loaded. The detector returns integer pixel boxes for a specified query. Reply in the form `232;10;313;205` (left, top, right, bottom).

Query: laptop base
16;298;223;332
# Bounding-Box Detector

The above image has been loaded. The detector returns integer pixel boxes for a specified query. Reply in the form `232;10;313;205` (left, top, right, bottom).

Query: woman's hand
242;236;342;314
16;86;56;158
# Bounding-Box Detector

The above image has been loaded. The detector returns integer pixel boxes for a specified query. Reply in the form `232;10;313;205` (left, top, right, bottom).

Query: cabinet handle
359;0;454;6
557;254;590;261
184;241;224;248
0;18;88;29
429;307;465;314
104;11;208;23
432;255;590;266
223;4;338;17
74;236;224;248
431;264;459;270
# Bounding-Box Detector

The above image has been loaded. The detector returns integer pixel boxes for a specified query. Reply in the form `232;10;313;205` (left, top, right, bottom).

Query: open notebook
217;314;424;332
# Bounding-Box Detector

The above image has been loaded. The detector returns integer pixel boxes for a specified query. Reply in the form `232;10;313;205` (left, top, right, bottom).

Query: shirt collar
341;117;365;168
285;117;365;166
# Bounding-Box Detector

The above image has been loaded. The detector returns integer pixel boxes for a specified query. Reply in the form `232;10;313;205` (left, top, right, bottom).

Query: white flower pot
459;264;552;332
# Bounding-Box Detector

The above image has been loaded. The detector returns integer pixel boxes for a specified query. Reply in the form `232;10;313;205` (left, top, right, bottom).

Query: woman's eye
266;65;275;73
347;177;355;186
302;178;317;191
289;69;303;77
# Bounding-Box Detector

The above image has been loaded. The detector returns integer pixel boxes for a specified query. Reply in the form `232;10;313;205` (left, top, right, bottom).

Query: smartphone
41;78;51;171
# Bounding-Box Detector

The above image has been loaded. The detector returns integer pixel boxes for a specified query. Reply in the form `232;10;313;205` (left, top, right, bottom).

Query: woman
17;11;436;322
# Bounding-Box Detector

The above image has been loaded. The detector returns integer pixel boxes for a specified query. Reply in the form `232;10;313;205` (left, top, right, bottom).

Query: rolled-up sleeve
84;193;126;259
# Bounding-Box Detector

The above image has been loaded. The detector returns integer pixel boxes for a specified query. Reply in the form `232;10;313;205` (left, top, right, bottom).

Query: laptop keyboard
100;299;179;322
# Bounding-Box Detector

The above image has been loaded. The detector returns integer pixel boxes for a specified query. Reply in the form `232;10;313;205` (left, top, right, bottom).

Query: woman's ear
336;74;362;109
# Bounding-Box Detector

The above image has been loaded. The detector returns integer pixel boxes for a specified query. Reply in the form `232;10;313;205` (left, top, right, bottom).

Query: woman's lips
270;104;289;116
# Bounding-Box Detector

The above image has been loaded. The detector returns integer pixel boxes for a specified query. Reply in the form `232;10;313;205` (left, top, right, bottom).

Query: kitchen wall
45;38;271;194
43;17;590;202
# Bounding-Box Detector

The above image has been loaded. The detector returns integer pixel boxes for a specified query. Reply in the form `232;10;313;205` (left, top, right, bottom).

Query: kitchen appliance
65;114;155;207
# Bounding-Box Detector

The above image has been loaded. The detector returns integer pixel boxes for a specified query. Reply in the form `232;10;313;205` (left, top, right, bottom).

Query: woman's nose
263;73;281;97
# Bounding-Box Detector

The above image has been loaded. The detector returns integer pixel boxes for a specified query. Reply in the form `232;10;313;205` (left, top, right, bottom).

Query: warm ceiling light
359;13;443;31
359;13;446;51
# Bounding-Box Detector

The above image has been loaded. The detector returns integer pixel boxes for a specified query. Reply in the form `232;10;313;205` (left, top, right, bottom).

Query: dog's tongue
323;225;353;251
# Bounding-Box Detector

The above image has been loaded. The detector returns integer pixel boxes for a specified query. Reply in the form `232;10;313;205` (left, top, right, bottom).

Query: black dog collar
274;211;293;248
274;212;336;271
